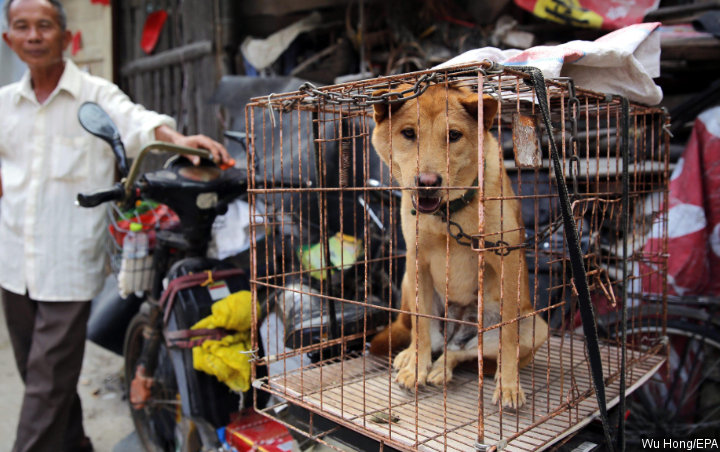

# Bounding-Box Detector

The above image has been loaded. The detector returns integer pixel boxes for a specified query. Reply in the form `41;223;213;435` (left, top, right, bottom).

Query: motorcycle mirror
78;102;129;177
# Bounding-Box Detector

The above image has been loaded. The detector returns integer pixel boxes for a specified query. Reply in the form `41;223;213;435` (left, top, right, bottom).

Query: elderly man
0;0;232;450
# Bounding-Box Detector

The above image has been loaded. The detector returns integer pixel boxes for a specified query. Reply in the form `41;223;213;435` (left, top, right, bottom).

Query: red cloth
642;107;720;296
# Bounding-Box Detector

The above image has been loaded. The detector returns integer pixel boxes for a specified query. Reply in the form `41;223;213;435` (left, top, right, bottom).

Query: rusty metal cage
246;63;669;451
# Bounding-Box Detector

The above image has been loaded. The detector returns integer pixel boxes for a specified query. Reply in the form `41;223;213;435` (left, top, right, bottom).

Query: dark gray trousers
1;288;90;452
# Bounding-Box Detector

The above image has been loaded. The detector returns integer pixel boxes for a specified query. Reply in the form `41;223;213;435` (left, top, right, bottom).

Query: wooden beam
661;37;720;61
644;0;720;22
120;40;213;77
239;0;350;16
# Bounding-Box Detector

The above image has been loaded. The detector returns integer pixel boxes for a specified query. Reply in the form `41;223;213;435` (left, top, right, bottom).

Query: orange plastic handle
219;158;236;170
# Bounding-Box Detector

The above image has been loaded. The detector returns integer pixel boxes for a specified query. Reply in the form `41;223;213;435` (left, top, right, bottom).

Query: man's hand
154;124;233;166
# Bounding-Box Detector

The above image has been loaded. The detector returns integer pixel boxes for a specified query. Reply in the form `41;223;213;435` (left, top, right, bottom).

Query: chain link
446;218;476;248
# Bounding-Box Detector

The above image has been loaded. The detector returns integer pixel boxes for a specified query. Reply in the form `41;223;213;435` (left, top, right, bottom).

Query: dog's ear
371;89;405;124
460;94;499;131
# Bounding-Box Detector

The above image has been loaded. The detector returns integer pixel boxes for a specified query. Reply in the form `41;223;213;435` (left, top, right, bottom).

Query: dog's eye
448;130;463;142
401;128;416;140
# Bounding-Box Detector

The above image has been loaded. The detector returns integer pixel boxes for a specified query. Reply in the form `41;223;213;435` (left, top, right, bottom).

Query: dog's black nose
416;173;442;188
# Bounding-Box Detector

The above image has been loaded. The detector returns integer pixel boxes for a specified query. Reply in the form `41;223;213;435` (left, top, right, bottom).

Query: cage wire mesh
246;63;669;451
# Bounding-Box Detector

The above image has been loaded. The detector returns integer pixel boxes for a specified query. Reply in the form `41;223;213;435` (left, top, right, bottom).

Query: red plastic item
108;204;179;249
140;10;168;54
71;31;82;56
129;365;154;409
219;158;236;171
225;409;295;452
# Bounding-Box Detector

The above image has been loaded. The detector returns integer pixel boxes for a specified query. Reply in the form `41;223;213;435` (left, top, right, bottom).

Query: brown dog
369;83;548;407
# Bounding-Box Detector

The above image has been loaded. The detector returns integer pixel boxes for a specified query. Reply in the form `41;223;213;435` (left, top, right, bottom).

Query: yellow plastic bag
191;290;255;392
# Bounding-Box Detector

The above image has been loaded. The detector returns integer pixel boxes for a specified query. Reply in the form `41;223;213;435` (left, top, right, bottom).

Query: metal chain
298;72;441;107
445;207;564;256
565;78;581;199
293;61;505;109
445;217;477;248
444;215;525;257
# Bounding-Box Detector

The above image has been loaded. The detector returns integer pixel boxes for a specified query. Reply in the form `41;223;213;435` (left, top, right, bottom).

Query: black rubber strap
160;268;246;325
165;327;231;348
516;66;616;451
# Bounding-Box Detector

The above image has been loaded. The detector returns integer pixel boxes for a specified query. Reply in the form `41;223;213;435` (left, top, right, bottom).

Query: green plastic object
118;200;159;220
297;233;363;281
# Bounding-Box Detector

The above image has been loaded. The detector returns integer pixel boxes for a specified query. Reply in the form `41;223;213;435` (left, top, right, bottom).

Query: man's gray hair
3;0;68;31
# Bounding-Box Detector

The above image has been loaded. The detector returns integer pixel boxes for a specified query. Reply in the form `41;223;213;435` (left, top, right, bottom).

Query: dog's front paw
393;348;414;371
492;384;526;409
396;365;428;389
427;360;454;386
393;348;428;389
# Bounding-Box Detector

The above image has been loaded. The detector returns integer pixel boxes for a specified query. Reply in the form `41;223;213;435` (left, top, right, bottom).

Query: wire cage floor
255;335;664;451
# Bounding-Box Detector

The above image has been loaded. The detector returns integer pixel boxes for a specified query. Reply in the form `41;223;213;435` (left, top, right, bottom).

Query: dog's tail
369;312;412;356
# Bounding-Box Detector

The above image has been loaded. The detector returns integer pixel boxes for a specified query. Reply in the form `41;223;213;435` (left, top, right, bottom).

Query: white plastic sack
436;22;663;105
208;199;265;260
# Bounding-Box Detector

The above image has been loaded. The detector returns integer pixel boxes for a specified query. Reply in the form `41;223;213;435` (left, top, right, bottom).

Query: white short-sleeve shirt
0;60;176;301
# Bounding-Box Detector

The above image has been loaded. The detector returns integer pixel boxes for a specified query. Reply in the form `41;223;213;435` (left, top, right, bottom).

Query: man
0;0;232;451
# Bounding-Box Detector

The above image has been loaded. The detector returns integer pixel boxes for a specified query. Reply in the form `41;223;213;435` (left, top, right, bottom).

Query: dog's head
370;83;498;214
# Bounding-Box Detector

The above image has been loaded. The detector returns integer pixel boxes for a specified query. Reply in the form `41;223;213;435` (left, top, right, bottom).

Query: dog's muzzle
413;194;443;214
413;173;444;214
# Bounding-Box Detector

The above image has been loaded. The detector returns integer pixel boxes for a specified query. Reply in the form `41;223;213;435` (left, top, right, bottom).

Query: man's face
2;0;71;71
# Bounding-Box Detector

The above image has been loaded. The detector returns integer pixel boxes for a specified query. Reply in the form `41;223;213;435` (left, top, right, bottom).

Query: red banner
513;0;659;30
643;107;720;296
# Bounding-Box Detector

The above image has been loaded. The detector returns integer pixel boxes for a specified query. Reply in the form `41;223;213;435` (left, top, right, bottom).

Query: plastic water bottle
123;222;148;259
118;223;150;297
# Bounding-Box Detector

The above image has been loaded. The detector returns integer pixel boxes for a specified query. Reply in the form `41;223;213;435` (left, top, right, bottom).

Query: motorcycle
77;102;259;450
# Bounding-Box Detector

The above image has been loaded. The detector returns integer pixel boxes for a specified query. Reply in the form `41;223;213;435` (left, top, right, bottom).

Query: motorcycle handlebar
76;183;126;208
76;141;214;208
125;142;212;194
